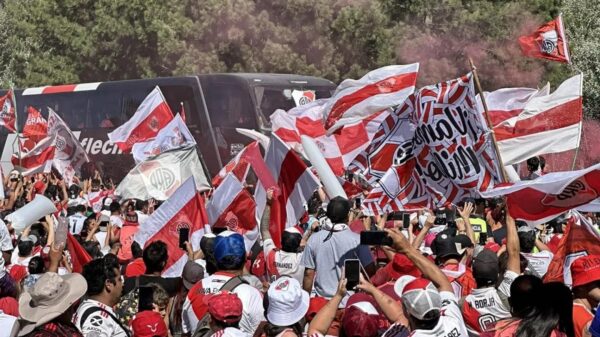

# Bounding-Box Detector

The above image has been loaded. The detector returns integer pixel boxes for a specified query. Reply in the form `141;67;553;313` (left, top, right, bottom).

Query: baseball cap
21;235;38;245
399;278;442;320
130;310;168;337
431;233;460;259
0;296;18;317
266;277;310;326
214;231;246;264
473;249;499;285
571;255;600;288
341;306;379;337
389;254;421;279
454;234;473;255
182;261;204;290
484;241;501;253
206;291;243;324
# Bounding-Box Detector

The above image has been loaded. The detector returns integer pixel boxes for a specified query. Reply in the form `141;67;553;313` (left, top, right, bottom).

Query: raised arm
411;215;434;249
505;208;521;274
260;188;274;241
308;277;347;336
458;202;476;245
357;274;407;325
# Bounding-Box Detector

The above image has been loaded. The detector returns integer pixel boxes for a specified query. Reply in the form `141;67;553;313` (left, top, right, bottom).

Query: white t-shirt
0;311;19;337
110;215;124;228
68;213;87;235
263;238;304;284
211;327;250;337
410;291;469;337
135;211;149;225
74;299;128;337
0;221;13;252
522;250;554;277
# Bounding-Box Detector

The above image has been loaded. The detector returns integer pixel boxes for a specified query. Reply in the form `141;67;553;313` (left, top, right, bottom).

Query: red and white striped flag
0;90;16;133
493;74;582;165
207;173;258;252
323;64;419;132
272;99;389;176
108;86;174;152
134;177;209;277
11;136;55;176
211;142;255;187
476;84;550;127
481;162;600;226
48;109;89;185
23;106;48;143
254;135;321;248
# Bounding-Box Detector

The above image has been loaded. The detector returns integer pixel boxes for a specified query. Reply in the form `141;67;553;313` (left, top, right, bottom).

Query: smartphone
355;198;361;209
388;211;403;221
138;286;154;311
479;233;488;245
402;214;410;229
179;227;190;249
360;231;393;246
345;259;360;290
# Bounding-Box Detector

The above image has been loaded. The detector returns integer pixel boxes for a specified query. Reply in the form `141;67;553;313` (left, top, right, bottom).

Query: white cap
266;277;310;326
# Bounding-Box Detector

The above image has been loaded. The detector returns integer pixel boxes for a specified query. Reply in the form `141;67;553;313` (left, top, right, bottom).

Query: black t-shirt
491;226;507;245
123;275;182;297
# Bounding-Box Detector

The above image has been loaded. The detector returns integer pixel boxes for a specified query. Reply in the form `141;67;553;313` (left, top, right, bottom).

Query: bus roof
198;73;336;87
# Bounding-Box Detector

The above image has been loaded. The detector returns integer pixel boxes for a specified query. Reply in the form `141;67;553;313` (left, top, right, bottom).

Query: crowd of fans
0;162;600;337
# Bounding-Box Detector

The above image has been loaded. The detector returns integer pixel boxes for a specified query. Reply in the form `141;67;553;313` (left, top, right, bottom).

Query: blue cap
214;232;246;263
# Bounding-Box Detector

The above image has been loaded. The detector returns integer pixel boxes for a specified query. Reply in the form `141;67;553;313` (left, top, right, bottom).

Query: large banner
361;74;502;213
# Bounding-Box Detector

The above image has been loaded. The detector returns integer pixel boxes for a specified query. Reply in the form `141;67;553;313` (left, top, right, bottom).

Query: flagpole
11;87;23;167
468;58;509;183
571;73;584;170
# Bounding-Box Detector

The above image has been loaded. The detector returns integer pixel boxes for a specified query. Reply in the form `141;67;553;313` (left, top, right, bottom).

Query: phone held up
360;231;393;246
179;227;190;250
344;259;360;290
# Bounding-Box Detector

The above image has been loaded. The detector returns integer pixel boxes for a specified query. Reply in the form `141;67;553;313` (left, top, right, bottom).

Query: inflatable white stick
6;194;57;234
300;136;347;199
236;128;270;151
504;165;521;183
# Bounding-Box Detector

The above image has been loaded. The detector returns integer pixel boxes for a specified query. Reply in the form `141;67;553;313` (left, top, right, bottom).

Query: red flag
67;233;92;273
11;137;56;176
544;211;600;286
0;90;16;133
133;177;208;277
518;14;570;63
108;86;174;152
23;106;48;143
211;141;276;189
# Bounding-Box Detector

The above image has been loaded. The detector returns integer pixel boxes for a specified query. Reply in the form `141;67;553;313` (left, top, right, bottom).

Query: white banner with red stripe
11;136;55;176
134;177;209;277
48;109;89;185
108;86;174;152
323;64;419;132
476;84;550;127
132;114;196;164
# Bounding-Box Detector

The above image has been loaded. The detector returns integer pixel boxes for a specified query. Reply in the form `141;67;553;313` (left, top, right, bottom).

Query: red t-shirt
124;257;145;277
573;302;593;337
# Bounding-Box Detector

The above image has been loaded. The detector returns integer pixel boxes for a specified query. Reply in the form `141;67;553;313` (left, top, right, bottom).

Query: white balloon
6;194;57;234
300;136;347;200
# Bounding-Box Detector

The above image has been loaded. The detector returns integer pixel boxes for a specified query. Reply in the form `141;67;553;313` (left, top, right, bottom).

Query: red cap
0;297;19;317
9;265;27;283
571;255;600;288
130;310;168;337
33;181;46;195
389;254;421;279
484;241;501;253
206;291;243;324
251;251;266;277
342;306;379;337
306;297;328;321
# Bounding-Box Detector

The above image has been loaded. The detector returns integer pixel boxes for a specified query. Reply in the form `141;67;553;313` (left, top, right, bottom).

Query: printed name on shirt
473;296;496;309
445;328;460;337
275;261;293;269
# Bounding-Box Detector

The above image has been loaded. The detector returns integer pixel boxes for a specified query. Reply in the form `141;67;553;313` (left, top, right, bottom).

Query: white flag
131;115;196;164
48;109;89;185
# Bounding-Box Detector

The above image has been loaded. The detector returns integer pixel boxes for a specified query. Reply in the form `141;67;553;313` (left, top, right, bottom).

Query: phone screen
402;213;410;229
138;286;154;311
355;198;361;209
360;231;392;246
345;259;360;290
179;228;190;249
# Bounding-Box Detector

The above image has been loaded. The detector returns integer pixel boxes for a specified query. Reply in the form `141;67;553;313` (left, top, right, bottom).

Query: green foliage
0;0;597;116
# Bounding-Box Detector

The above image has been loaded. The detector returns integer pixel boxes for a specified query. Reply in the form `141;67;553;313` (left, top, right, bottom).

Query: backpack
114;277;140;327
192;276;248;337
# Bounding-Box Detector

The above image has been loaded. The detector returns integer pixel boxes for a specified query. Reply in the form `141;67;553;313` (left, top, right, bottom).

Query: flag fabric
543;211;600;287
207;173;258;252
48;109;89;185
323;64;419;132
11;136;55;176
493;74;583;165
0;90;16;133
291;90;316;106
116;146;210;200
212;142;255;187
134;177;209;277
131;114;196;164
519;14;570;63
480;162;600;226
476;84;550;127
235;128;270;150
108;86;174;152
272;99;389;176
23;106;48;143
67;232;92;273
254;135;321;248
359;73;502;214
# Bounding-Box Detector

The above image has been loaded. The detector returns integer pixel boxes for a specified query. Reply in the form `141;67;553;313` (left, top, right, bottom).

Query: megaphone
6;194;57;234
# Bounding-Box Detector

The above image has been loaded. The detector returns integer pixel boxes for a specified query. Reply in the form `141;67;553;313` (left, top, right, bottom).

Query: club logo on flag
541;30;558;54
150;167;176;191
541;178;598;208
171;221;191;236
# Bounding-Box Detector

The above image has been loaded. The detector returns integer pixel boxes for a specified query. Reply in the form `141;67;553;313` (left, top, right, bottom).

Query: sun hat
266;277;310;326
205;291;243;324
130;310;168;337
214;231;246;264
399;278;442;320
18;272;87;333
571;255;600;288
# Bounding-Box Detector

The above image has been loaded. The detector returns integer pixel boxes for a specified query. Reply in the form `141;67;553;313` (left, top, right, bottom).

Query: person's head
281;227;303;253
91;179;101;191
207;291;243;331
44;184;58;200
75;204;86;214
264;277;309;335
130;310;168;337
341;305;379;337
527;157;540;173
82;254;123;305
109;201;121;214
516;282;574;337
431;232;463;264
497;251;528;285
68;184;81;199
131;241;143;259
136;199;149;213
571;255;600;307
143;240;168;275
509;274;543;318
182;261;204;290
400;278;442;331
82;241;102;259
326;196;351;224
27;256;45;275
147;283;169;318
473;249;499;288
17;236;36;257
518;227;536;253
200;233;217;275
214;231;246;272
307;193;321;216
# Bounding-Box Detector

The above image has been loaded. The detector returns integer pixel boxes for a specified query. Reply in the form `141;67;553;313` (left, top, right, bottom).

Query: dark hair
28;256;45;274
216;255;246;271
75;204;86;213
200;235;218;275
509;275;543;319
497;252;528;287
131;241;143;258
109;201;121;213
136;200;148;211
490;206;506;224
82;241;102;259
539;156;546;171
518;231;536;253
18;240;34;257
326;197;351;224
281;232;301;253
409;310;440;330
91;179;101;187
212;318;241;331
527;157;540;172
82;254;120;296
0;273;17;298
307;193;321;215
143;241;168;274
515;282;574;337
44;185;58;200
